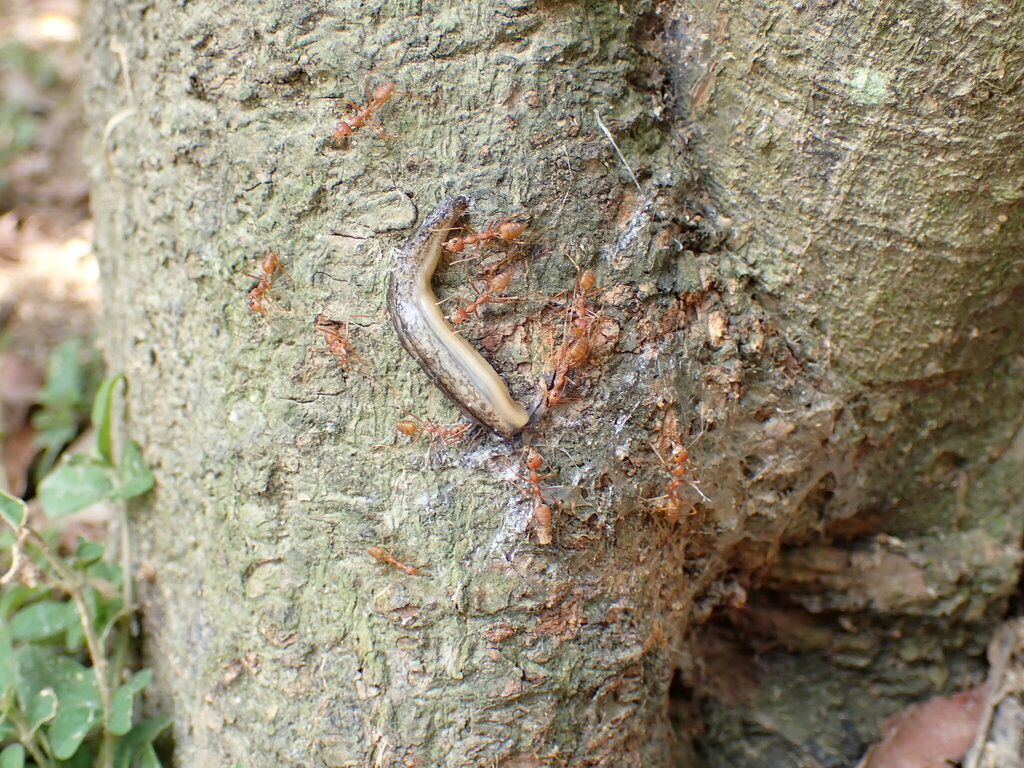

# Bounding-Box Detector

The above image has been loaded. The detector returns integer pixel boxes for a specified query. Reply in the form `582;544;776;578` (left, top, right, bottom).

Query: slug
387;195;530;439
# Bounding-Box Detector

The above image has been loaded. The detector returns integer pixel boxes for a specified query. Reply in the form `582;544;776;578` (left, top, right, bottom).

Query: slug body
388;195;530;439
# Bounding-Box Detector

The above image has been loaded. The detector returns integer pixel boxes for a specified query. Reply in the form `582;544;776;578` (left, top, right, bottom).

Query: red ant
546;268;599;405
394;413;470;444
331;80;401;142
303;313;376;385
447;272;513;325
367;545;419;576
309;313;363;371
442;218;528;254
245;252;288;315
648;421;709;523
524;449;558;545
649;445;697;523
533;503;553;546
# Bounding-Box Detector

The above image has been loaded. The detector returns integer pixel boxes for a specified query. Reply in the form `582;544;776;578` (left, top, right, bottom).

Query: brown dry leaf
859;685;989;768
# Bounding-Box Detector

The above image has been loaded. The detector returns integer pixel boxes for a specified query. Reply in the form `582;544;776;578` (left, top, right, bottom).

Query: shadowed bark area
661;0;1024;764
82;0;1023;766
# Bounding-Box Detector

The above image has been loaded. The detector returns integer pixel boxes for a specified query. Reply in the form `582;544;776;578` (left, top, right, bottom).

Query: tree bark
81;0;1024;766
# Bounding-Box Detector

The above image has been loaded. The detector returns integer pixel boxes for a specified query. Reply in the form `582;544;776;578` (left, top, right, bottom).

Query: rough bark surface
81;0;1024;766
659;0;1024;764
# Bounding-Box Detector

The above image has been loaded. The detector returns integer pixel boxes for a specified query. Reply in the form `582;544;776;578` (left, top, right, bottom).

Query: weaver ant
441;217;528;254
522;449;559;545
447;272;513;325
245;252;289;315
367;545;419;576
394;412;470;444
648;445;697;523
533;503;553;547
648;416;709;523
331;79;402;143
309;313;363;372
547;268;599;405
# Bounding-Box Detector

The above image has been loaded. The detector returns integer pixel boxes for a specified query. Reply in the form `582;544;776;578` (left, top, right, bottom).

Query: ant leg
365;118;397;139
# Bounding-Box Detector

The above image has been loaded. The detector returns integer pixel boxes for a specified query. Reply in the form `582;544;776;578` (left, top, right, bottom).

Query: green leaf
63;584;120;654
113;714;172;768
21;687;56;736
90;372;125;465
85;559;123;590
36;339;85;411
0;627;13;702
31;339;91;481
14;646;101;749
79;584;123;645
110;669;152;735
0;584;49;623
64;615;85;653
0;744;25;768
59;741;96;768
50;700;101;760
32;426;78;484
37;455;114;518
62;589;88;653
9;600;77;643
73;539;105;568
0;490;26;530
137;743;162;768
112;441;154;500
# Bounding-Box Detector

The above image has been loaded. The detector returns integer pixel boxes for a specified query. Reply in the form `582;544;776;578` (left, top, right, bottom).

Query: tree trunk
81;0;1024;766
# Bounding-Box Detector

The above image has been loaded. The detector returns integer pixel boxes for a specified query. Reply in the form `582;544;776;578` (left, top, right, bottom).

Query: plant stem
7;708;57;768
0;530;28;587
25;531;114;725
118;506;132;620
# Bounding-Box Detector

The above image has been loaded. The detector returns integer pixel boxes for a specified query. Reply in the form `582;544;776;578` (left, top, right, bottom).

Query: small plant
0;372;165;768
30;337;103;484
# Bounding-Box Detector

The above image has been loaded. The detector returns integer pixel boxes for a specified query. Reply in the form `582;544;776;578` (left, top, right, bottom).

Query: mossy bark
82;0;1024;766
